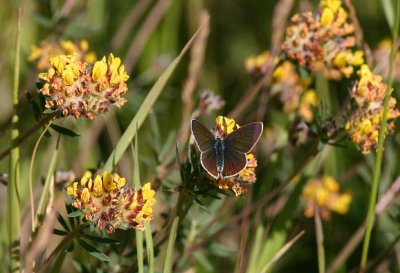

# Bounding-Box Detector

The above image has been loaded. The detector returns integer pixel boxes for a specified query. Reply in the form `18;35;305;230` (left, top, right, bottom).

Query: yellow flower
320;0;342;12
320;8;334;26
67;182;78;196
301;176;352;220
215;116;237;137
81;188;91;203
92;58;108;82
282;0;363;80
27;44;42;62
62;66;75;85
331;193;352;214
60;40;77;55
92;175;103;196
346;64;400;153
298;89;318;122
80;39;89;52
38;53;128;119
65;171;156;234
142;183;156;201
50;56;64;75
28;39;97;70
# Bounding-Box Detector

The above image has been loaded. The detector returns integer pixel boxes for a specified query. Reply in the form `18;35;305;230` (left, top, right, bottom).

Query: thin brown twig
0;113;57;162
256;0;294;121
157;11;210;179
125;0;171;74
344;0;373;66
229;59;275;121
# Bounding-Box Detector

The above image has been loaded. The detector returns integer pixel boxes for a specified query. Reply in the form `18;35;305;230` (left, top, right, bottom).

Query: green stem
29;120;54;232
315;206;325;273
163;217;179;273
359;1;400;271
7;7;22;272
34;134;61;232
0;113;58;162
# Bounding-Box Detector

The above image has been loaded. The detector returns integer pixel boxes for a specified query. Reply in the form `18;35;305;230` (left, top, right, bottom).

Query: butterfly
191;119;263;179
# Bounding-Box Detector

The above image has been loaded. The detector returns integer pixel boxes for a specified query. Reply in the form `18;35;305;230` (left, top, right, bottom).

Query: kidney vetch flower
66;171;156;233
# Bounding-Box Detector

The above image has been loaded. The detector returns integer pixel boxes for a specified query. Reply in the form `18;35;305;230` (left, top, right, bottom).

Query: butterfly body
213;136;225;178
191;119;263;179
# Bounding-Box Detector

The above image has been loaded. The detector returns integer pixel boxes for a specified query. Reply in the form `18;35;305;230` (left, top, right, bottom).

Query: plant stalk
7;7;22;272
359;1;400;271
315;206;325;273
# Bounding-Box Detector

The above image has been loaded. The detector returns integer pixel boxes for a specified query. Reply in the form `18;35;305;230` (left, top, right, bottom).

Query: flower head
245;51;316;121
28;39;96;70
66;171;156;233
301;176;352;220
345;65;400;154
281;0;364;80
38;54;129;119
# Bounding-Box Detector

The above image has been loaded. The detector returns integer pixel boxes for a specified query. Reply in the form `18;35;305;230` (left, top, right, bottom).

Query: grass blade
246;225;264;273
381;0;395;29
144;222;154;273
259;231;305;273
131;134;144;273
163;217;179;273
7;7;22;272
34;135;61;231
102;16;209;172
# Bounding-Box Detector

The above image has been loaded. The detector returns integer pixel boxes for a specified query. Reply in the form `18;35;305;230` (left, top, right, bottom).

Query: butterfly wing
200;148;218;178
224;122;263;153
222;147;248;178
191;119;216;152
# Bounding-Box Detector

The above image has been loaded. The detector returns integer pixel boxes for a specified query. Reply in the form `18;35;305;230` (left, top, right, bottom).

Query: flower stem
7;7;22;272
315;206;325;273
359;1;400;271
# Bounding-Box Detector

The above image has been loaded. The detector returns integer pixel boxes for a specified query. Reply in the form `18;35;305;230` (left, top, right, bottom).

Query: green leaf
209;243;236;258
246;225;265;273
53;228;68;236
102;18;209;172
381;0;395;29
144;222;155;273
56;212;71;232
77;238;110;262
68;210;85;218
194;252;214;272
81;234;120;244
50;124;80;137
163;217;179;273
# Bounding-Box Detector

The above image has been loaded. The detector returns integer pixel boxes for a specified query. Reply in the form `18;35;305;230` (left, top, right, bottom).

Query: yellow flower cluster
244;51;271;77
28;39;96;70
66;171;156;233
281;0;364;80
301;176;352;220
213;116;259;196
345;65;400;154
245;52;318;121
38;54;129;119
